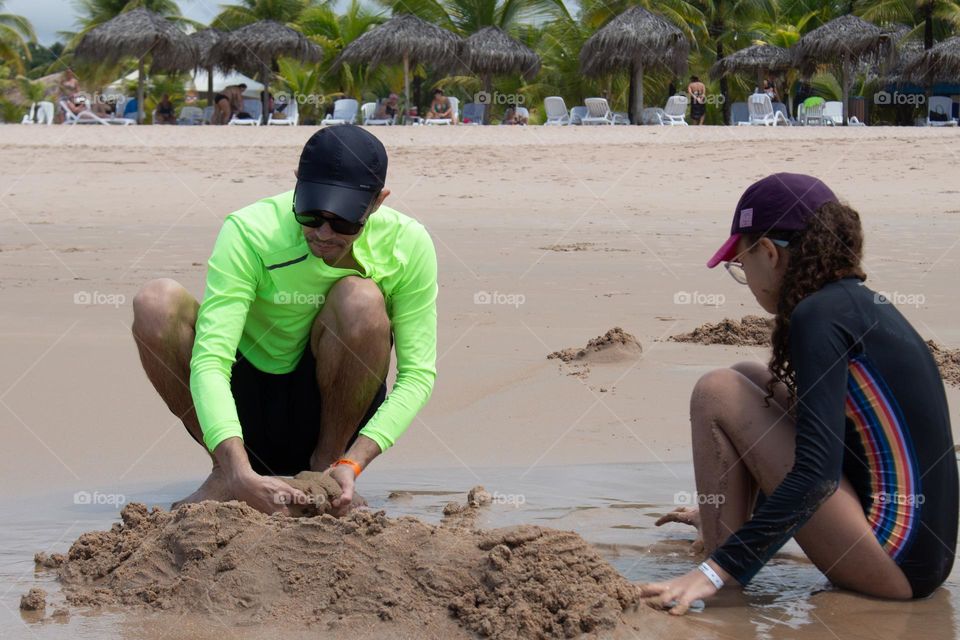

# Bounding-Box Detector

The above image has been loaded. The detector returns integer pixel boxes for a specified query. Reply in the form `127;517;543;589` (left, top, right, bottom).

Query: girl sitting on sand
641;173;957;614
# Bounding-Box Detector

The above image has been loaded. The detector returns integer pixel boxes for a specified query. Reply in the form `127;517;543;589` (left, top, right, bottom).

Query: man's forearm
312;434;381;473
214;437;253;478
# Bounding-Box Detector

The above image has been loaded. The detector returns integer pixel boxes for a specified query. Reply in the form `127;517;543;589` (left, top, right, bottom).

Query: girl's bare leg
688;363;912;599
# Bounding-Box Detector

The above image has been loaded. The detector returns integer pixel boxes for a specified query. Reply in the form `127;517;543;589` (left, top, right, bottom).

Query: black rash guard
711;278;957;598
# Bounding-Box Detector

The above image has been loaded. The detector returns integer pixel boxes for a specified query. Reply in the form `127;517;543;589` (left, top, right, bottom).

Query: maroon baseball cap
706;173;838;268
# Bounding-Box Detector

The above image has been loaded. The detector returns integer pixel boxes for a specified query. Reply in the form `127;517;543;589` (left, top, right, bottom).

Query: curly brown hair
745;201;867;402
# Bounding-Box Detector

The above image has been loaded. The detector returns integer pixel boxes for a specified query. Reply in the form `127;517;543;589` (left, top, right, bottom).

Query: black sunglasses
295;210;364;235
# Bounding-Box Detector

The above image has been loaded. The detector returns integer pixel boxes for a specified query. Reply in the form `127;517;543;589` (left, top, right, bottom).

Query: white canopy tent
103;69;264;100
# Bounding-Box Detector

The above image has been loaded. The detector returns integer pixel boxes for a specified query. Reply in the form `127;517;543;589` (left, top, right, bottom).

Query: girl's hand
638;563;728;615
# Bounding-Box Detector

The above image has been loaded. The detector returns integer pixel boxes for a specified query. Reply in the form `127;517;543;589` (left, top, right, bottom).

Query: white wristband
698;562;725;590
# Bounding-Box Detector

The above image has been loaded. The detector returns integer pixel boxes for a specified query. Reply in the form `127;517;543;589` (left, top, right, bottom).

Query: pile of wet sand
670;318;960;387
34;479;639;638
669;315;773;347
548;328;643;364
927;340;960;387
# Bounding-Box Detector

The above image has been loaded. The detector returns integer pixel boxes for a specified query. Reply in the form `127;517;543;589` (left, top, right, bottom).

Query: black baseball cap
294;125;388;223
707;173;838;268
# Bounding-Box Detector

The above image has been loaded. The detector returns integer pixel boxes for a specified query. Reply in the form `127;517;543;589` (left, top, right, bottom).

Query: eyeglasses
723;238;789;285
295;211;364;235
725;261;748;285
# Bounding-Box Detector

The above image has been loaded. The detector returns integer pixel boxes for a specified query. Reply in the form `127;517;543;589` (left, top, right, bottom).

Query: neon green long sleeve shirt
189;190;437;454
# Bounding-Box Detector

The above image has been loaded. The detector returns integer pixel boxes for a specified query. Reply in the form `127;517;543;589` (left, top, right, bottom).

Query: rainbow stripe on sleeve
845;356;922;561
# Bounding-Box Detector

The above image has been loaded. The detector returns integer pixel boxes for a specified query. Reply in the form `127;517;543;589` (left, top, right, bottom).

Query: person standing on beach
687;76;707;125
212;83;246;124
131;125;438;516
641;173;957;613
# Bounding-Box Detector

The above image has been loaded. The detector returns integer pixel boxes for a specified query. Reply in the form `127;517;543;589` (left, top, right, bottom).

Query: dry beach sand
2;125;960;638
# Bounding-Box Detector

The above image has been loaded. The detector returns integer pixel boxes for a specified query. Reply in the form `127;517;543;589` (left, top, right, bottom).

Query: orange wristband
332;458;362;477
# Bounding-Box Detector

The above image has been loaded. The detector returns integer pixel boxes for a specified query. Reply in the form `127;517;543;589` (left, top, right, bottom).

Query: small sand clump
20;587;46;611
670;315;773;346
38;489;640;638
284;470;343;516
548;328;643;364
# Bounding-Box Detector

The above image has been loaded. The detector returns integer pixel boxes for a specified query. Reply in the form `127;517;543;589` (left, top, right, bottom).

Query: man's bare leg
308;276;391;471
131;278;231;506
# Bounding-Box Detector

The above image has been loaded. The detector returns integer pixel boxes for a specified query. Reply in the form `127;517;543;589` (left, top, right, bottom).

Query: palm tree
856;0;960;49
296;0;385;99
0;1;36;73
212;0;313;30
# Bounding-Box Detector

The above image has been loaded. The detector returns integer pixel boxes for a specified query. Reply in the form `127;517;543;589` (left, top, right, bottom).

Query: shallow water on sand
2;462;958;639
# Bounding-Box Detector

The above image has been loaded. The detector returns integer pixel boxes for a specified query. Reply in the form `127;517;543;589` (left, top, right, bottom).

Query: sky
7;0;239;46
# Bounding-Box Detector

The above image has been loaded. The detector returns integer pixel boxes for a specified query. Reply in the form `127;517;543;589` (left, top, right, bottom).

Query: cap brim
294;180;374;223
706;234;742;268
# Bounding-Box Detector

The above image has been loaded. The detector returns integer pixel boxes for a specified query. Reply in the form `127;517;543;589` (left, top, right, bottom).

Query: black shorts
213;93;227;104
229;348;386;476
691;103;706;119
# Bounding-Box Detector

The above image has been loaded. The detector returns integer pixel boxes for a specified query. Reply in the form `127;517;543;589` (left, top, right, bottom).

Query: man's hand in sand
327;464;357;517
230;470;309;516
638;561;730;615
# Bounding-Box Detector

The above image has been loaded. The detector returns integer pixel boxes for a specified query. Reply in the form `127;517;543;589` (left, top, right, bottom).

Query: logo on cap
739;208;754;228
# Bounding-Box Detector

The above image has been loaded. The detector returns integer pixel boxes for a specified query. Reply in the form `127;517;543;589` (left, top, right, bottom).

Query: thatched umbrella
191;28;222;105
711;44;792;90
74;8;197;123
579;7;688;125
463;26;540;123
793;15;894;125
209;21;321;124
335;13;463;122
903;36;960;85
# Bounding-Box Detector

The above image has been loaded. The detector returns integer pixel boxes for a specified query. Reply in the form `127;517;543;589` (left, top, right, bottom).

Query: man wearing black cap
131;125;438;515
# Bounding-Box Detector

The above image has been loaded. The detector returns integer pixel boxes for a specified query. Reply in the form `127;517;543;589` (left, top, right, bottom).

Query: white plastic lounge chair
60;99;133;125
569;106;588;125
799;101;827;126
582;97;616;125
229;98;263;126
772;102;791;124
21;101;54;125
543;96;570;125
748;93;789;126
424;96;459;125
460;102;486;125
268;99;298;125
848;116;866;126
823;101;843;126
660;95;688;125
177;106;204;125
363;100;398;125
321;99;359;125
927;96;958;127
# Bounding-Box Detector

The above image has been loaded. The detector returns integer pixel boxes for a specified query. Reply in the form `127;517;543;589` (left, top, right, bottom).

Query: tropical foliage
1;0;959;123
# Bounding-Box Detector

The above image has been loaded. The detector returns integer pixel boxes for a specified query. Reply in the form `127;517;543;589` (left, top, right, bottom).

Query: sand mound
42;490;639;638
670;315;773;346
927;340;960;387
548;328;643;364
